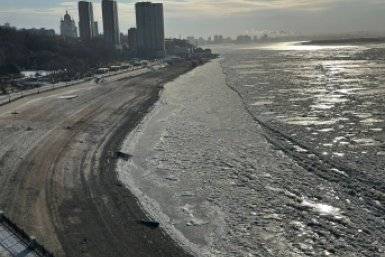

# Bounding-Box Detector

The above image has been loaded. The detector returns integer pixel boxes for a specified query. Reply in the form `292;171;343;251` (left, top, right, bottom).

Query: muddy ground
0;62;198;257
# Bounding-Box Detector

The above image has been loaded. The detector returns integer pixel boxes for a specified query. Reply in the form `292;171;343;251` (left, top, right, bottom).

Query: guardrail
0;210;54;257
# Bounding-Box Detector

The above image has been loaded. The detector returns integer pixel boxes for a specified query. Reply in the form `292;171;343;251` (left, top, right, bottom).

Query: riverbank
0;60;209;257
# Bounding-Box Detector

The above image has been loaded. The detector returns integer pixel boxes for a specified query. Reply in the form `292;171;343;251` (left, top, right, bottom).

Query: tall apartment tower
102;0;121;49
60;11;77;38
78;1;97;41
135;2;165;59
127;28;138;51
93;21;99;36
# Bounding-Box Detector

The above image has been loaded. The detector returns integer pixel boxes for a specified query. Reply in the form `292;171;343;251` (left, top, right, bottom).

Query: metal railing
0;210;54;257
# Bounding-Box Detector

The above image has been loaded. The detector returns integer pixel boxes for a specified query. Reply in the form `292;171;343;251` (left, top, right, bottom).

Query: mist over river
118;42;385;257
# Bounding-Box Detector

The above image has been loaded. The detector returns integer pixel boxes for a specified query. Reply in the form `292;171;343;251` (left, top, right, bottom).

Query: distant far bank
303;37;385;45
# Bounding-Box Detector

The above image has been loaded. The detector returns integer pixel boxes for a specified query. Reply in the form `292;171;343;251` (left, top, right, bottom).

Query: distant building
198;37;205;46
214;35;223;44
165;39;193;58
0;23;15;30
186;36;198;46
93;21;99;36
78;1;97;41
127;28;138;51
102;0;120;49
136;2;165;59
260;34;269;41
60;11;77;38
224;37;233;43
236;35;252;44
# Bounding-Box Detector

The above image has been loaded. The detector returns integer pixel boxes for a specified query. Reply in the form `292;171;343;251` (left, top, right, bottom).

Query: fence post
28;236;37;250
0;210;4;222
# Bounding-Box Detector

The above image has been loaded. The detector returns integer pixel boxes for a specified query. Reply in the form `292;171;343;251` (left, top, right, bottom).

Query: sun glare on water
248;41;358;51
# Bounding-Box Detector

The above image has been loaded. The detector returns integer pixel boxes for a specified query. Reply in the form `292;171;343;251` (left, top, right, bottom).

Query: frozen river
118;42;385;257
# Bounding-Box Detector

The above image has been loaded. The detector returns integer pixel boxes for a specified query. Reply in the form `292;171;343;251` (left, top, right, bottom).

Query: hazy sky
0;0;385;38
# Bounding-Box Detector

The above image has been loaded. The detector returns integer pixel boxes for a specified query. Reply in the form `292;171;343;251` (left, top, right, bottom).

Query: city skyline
1;0;385;38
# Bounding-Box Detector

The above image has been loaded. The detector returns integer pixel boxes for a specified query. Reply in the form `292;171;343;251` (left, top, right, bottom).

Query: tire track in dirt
0;63;199;257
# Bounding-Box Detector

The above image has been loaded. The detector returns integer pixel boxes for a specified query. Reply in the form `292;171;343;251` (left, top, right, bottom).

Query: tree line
0;26;124;77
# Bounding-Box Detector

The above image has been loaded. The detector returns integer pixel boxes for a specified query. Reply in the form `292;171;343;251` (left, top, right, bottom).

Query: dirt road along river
0;63;197;257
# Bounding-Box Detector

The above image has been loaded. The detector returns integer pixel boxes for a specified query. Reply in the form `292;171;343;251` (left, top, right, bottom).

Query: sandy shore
0;62;200;257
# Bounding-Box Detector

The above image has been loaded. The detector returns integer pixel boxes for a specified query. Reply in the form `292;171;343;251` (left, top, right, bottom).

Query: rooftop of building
135;2;163;6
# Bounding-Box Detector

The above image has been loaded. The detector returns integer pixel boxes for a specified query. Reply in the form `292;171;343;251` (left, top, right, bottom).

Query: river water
117;42;385;257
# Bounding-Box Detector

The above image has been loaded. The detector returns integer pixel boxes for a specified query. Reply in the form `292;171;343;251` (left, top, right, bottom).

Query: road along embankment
0;61;201;257
0;66;152;107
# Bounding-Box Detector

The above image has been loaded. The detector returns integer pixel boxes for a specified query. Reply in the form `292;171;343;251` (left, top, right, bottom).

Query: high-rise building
214;35;224;44
127;28;138;51
102;0;120;49
60;11;78;38
135;2;165;59
78;1;97;41
93;21;99;37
